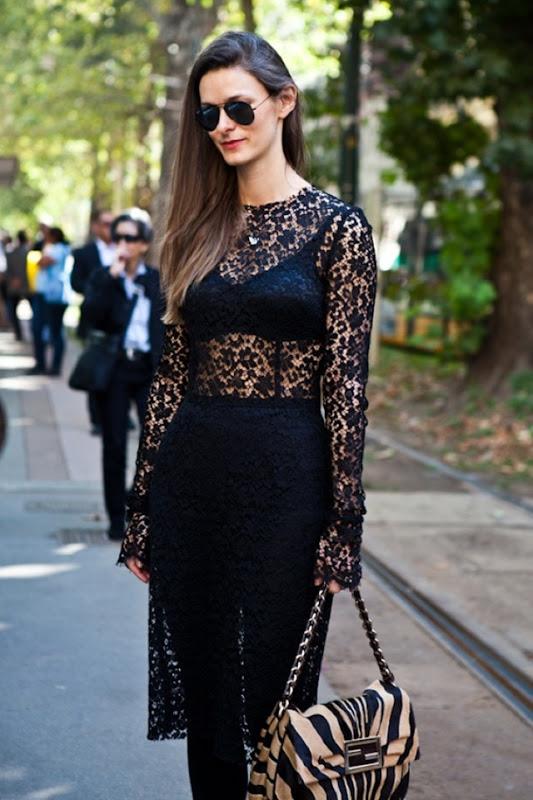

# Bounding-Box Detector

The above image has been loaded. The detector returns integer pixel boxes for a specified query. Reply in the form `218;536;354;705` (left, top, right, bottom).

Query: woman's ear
276;84;298;119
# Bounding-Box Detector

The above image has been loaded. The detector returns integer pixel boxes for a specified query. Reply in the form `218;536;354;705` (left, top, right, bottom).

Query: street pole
338;3;382;368
339;3;365;206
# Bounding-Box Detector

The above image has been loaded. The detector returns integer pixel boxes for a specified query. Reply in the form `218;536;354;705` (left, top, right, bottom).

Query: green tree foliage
0;0;356;236
374;0;533;175
0;172;42;232
372;1;533;385
0;0;162;233
436;192;499;356
380;102;489;201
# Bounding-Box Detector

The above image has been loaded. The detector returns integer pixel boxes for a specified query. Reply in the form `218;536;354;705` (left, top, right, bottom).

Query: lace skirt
147;392;333;765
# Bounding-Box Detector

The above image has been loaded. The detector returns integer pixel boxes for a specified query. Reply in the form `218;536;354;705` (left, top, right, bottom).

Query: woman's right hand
126;557;150;583
109;257;126;278
110;244;129;277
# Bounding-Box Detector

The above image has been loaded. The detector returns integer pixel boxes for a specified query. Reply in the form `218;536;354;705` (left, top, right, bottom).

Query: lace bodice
117;185;378;590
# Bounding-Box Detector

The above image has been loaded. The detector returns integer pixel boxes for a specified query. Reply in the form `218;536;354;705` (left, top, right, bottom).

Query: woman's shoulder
143;264;162;285
51;241;70;257
307;186;372;236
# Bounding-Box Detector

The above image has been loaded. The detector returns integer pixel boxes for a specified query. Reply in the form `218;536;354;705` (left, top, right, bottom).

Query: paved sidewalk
364;489;533;678
0;332;128;486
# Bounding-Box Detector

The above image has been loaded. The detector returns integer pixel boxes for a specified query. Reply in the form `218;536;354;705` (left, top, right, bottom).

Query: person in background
71;209;115;320
31;227;71;376
82;209;164;540
71;209;116;435
5;231;30;341
0;234;10;331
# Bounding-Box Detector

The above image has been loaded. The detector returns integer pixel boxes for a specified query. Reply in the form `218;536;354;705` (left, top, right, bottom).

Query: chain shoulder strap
277;584;395;716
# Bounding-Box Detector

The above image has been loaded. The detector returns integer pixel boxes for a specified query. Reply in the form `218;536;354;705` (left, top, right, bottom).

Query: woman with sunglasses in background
83;208;164;540
115;31;378;799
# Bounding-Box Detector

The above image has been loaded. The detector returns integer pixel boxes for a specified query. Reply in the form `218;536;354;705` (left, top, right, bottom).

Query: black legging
186;732;249;799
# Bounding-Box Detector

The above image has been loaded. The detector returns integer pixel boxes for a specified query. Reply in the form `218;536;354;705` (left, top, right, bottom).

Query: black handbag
68;329;122;392
247;584;421;799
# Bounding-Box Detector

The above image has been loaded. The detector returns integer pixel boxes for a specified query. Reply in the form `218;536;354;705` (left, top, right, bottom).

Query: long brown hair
160;31;306;324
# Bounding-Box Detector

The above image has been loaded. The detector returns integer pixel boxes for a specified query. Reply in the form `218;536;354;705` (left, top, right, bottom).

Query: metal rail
363;549;533;728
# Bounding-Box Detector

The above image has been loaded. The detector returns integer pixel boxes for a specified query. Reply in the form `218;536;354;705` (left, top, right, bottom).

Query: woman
32;227;71;376
116;31;378;799
82;209;164;539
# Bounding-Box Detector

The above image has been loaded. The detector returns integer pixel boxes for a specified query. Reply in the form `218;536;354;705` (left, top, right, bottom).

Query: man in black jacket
71;210;115;434
82;209;164;540
71;210;116;333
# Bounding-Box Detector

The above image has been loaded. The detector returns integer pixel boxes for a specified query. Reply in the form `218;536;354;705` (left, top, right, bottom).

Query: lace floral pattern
193;333;323;399
117;185;377;590
116;322;190;567
114;185;378;759
315;208;377;589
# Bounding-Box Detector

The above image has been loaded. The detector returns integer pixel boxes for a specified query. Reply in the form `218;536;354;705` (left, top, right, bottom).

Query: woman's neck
237;161;309;207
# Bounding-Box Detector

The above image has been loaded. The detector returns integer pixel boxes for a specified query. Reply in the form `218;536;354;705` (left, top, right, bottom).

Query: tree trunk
151;0;221;245
240;0;256;32
467;170;533;393
339;4;365;205
133;115;155;210
89;137;112;227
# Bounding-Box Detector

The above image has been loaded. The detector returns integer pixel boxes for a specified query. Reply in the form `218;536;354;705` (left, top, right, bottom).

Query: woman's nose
217;107;236;132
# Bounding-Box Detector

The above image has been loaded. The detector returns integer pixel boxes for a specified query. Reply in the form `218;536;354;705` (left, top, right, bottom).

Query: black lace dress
116;184;378;766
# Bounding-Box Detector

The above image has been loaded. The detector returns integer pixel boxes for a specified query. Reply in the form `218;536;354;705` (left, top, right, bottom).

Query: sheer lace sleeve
116;322;190;568
314;208;378;590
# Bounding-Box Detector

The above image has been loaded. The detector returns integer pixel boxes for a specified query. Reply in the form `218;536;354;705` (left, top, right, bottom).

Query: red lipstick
221;139;245;150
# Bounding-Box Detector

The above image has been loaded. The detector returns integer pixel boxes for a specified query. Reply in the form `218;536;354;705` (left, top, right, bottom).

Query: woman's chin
220;151;252;168
217;143;261;168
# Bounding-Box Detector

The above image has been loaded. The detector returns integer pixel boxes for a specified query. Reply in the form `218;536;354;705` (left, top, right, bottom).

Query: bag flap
281;679;420;779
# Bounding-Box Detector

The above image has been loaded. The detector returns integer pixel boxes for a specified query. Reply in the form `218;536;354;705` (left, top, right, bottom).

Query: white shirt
122;263;151;353
95;238;116;268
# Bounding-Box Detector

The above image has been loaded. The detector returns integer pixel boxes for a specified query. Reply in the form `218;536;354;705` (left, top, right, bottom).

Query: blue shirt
36;243;72;304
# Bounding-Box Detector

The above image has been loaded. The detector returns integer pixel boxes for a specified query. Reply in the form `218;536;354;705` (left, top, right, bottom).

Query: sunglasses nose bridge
216;104;237;131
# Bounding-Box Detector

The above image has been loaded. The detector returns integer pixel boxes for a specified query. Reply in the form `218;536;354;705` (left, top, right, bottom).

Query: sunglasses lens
196;106;219;131
196;101;256;131
113;234;139;243
226;101;254;125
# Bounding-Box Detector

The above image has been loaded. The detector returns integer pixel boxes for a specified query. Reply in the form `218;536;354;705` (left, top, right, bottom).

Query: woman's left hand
314;576;343;594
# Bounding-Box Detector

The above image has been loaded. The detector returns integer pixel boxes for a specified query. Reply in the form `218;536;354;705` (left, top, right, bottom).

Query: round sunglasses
195;94;272;132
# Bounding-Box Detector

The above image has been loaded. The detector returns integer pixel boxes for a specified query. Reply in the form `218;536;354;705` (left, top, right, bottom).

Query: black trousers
6;294;24;340
186;732;249;800
30;293;46;370
30;294;67;373
96;355;152;531
87;390;102;428
44;302;68;373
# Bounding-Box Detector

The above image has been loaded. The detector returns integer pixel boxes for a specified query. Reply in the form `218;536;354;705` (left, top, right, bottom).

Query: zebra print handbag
247;584;421;800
